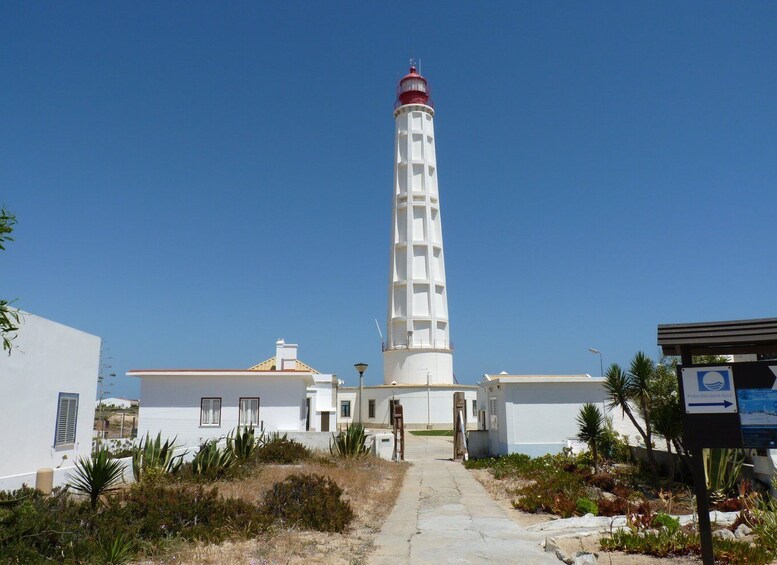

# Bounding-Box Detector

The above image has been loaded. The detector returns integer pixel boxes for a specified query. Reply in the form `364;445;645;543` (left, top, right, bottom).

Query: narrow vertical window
471;399;477;418
368;399;376;419
340;400;351;418
239;397;260;427
200;397;222;426
54;393;79;447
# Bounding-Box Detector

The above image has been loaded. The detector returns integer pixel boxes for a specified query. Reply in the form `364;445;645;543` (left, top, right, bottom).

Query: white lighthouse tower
384;65;454;386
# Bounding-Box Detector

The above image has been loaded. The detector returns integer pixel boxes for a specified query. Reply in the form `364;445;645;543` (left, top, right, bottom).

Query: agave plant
131;432;184;482
191;439;235;477
704;448;745;503
68;447;125;508
330;424;369;458
98;533;134;564
227;425;258;461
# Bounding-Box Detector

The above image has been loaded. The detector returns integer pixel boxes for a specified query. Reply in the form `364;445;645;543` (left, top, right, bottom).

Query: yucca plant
131;432;184;482
192;439;235;477
576;403;603;473
330;424;369;458
227;425;258;461
68;447;125;508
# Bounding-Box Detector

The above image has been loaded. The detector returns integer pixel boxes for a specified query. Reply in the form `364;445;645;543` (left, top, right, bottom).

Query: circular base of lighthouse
383;349;453;385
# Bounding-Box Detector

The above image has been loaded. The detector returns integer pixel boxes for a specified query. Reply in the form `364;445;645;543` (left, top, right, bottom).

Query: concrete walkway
369;435;558;564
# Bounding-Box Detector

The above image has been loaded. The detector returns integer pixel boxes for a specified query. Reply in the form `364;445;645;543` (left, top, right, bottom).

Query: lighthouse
384;65;454;386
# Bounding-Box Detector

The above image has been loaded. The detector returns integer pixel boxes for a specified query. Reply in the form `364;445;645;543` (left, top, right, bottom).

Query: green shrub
262;473;354;533
513;470;586;517
330;424;369;458
190;439;235;479
651;512;680;534
132;432;184;482
601;527;772;564
110;482;270;542
255;433;311;464
68;446;125;508
0;487;95;563
576;497;598;516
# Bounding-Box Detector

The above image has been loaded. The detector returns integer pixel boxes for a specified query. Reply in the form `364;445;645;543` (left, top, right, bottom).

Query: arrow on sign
770;366;777;390
689;400;734;408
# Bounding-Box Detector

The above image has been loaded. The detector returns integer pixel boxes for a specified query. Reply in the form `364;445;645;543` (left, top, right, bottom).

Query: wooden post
681;350;714;565
392;404;404;461
453;392;467;460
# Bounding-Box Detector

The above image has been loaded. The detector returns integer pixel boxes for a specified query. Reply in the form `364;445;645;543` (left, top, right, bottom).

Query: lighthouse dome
396;65;432;108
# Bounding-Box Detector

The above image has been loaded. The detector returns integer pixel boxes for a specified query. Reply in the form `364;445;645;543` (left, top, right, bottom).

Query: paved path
369;435;558;565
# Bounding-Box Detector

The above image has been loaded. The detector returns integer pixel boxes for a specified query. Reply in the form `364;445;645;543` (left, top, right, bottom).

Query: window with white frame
471;399;477;417
239;397;259;427
54;393;79;447
200;397;221;426
489;397;498;430
341;400;351;418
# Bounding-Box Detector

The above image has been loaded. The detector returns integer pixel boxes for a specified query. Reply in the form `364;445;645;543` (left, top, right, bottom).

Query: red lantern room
396;65;432;108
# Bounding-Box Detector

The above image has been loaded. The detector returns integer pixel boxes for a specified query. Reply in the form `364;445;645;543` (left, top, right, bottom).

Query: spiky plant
98;533;134;564
131;432;183;482
330;424;369;458
227;425;258;461
68;447;124;508
191;439;235;477
576;403;604;473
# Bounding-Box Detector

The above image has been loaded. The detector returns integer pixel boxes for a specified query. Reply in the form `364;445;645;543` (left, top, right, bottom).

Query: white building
129;339;335;447
127;339;337;446
0;311;101;491
97;397;138;409
478;373;608;457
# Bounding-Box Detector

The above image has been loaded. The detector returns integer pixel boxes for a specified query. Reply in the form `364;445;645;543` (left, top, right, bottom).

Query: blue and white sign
682;366;738;414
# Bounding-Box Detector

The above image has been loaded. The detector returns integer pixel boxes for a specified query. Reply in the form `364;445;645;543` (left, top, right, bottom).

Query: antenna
409;57;416;68
374;318;383;340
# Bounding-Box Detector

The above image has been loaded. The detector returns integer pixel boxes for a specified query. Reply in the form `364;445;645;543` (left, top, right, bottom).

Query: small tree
603;355;659;481
576;403;604;473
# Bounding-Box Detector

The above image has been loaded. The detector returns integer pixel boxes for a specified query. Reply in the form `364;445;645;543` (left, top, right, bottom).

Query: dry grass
132;454;408;565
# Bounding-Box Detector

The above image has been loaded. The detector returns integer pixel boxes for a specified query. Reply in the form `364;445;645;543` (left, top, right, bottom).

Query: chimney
275;338;298;371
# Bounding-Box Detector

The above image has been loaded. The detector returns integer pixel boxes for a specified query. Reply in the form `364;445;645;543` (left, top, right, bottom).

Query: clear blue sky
3;3;777;399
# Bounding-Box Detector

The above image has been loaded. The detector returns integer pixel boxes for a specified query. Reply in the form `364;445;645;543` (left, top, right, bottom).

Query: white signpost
681;366;738;414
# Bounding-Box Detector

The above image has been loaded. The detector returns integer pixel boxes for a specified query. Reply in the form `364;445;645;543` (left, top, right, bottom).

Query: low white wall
0;312;100;492
339;386;477;429
138;375;309;448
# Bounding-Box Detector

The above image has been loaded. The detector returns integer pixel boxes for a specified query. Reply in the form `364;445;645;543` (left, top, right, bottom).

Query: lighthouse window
401;78;426;93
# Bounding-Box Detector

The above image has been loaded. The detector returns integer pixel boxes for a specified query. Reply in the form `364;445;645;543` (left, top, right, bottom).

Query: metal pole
358;370;364;426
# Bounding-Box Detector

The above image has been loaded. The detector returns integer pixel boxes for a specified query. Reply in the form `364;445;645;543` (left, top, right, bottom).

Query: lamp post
588;348;603;377
354;363;368;426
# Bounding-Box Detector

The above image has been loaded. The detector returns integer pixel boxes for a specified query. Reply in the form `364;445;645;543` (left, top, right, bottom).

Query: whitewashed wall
138;375;309;448
339;386;477;429
0;312;100;491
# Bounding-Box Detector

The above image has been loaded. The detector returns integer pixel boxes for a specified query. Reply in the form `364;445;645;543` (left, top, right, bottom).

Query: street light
354;362;368;426
588;348;603;377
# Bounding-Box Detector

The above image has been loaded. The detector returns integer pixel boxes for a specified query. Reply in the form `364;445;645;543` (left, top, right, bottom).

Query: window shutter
55;393;79;446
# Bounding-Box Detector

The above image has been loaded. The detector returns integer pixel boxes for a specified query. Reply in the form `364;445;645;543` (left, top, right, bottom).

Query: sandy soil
468;468;702;565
